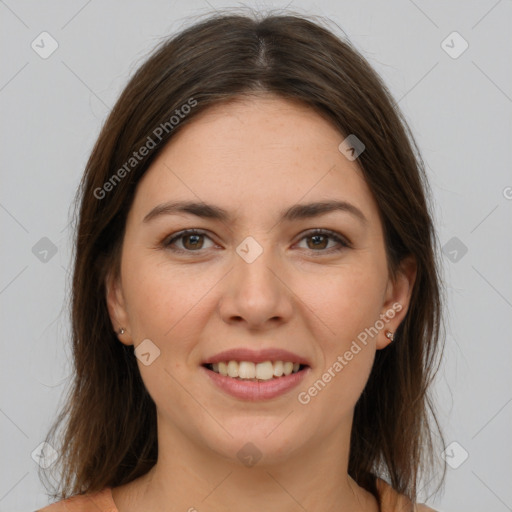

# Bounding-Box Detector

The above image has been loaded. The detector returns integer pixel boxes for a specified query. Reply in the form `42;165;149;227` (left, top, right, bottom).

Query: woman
37;10;446;512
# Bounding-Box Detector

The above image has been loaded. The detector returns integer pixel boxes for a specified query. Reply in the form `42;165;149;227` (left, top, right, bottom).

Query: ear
376;255;417;350
105;270;134;346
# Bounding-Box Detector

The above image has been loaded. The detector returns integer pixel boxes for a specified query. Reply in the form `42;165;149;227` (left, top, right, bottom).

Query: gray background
1;1;511;510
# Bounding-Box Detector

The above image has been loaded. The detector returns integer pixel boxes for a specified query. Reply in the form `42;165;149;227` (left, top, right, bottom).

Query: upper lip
202;348;311;366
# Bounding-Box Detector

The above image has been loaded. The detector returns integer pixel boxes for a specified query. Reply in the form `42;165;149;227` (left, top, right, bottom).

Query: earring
117;327;126;335
385;330;394;342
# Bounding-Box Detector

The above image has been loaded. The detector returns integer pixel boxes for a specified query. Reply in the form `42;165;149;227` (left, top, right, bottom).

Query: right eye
163;229;217;253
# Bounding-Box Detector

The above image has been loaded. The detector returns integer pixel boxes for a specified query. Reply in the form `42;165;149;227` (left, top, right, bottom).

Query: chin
202;419;308;468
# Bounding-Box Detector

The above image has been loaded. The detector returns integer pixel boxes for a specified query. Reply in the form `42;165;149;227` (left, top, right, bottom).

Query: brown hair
40;8;446;504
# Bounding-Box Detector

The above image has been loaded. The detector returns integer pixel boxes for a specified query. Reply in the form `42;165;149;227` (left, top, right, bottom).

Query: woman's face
107;94;415;466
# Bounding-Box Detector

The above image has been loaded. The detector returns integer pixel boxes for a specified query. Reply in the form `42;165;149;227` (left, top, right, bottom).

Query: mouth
201;348;311;400
201;360;311;401
202;360;309;382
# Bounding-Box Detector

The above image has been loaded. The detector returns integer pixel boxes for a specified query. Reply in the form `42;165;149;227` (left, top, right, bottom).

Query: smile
201;361;310;401
204;360;306;381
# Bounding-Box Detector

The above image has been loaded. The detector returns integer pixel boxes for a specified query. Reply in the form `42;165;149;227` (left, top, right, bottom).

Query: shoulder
375;477;438;512
36;487;117;512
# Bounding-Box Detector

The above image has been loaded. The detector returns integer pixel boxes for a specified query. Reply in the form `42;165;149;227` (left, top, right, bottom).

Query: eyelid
163;228;215;252
297;228;352;247
162;228;352;254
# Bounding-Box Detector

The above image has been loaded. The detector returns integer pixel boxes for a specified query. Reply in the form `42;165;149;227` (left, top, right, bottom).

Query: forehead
129;95;381;228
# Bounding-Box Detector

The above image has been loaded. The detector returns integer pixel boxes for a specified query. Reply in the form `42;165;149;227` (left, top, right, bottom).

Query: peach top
36;477;436;511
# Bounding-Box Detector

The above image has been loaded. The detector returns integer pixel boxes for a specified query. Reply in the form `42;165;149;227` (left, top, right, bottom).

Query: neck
114;417;379;512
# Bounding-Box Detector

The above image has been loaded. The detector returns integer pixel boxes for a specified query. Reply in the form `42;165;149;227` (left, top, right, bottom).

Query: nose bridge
233;232;279;293
219;232;292;327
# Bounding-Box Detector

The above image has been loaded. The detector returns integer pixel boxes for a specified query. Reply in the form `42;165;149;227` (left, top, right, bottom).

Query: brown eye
181;233;204;250
164;229;215;253
306;234;329;250
297;229;351;253
163;228;350;255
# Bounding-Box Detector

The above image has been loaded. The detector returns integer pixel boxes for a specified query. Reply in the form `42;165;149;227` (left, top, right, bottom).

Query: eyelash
162;228;351;255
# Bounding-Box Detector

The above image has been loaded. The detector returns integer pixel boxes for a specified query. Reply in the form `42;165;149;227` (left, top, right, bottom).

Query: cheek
120;247;209;338
301;262;386;338
123;266;171;337
297;268;382;416
299;262;385;397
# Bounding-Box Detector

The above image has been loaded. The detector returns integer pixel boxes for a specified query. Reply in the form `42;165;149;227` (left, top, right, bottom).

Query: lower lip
201;366;310;401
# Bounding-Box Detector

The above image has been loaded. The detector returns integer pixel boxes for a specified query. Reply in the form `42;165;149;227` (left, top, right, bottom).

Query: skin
106;94;416;512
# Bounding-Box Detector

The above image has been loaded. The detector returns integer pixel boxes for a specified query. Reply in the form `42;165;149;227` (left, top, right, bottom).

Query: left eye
164;229;214;252
295;229;350;252
163;228;350;254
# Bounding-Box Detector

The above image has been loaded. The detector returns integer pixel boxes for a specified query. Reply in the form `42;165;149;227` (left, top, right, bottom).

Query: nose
217;237;294;331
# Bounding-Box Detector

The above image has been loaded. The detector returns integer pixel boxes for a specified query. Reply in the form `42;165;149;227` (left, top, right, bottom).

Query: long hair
40;9;446;504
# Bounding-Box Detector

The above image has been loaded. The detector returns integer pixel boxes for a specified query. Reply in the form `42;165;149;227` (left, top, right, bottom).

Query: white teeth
208;360;304;380
218;361;228;376
256;361;274;380
273;361;284;377
227;360;239;378
283;362;294;376
238;361;256;379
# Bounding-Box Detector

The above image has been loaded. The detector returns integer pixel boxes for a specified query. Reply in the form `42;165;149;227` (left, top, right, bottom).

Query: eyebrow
143;199;367;225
